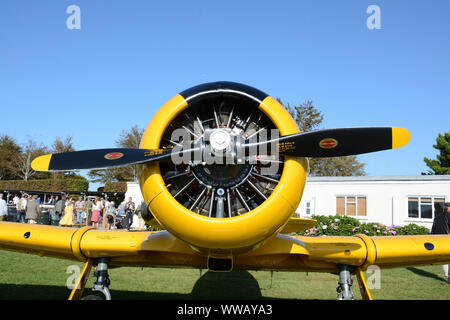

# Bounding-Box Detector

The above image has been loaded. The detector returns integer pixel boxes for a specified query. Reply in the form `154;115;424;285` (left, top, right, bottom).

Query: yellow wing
1;221;449;273
2;221;450;300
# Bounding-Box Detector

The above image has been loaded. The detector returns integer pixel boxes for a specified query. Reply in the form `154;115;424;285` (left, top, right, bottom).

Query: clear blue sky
1;1;449;190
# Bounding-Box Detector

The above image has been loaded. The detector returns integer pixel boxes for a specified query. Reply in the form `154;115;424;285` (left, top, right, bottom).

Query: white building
125;182;145;206
296;175;450;229
125;175;450;230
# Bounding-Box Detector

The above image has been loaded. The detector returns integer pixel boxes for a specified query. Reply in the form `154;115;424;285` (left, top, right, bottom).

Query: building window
408;197;445;219
336;196;367;217
305;201;311;215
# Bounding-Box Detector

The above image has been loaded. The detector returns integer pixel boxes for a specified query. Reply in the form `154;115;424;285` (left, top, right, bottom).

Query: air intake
207;256;233;272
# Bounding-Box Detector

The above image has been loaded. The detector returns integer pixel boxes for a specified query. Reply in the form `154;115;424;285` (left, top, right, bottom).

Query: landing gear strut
336;264;374;300
69;258;112;300
91;258;111;300
337;264;354;300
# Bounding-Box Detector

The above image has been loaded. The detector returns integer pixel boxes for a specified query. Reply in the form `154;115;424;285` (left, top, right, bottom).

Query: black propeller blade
252;127;410;158
31;148;173;172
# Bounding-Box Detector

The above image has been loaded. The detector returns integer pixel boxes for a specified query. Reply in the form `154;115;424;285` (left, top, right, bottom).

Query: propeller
31;127;410;172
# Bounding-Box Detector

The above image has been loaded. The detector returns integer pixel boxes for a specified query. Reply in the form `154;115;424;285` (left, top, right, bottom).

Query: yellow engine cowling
139;82;308;253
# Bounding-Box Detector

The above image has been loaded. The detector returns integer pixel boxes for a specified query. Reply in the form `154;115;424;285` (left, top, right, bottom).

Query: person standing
54;196;66;220
12;194;19;207
101;199;110;229
25;195;41;224
74;196;86;226
90;198;103;229
431;202;450;283
16;194;28;223
85;197;93;226
0;194;7;222
59;200;74;227
118;201;125;216
117;201;126;229
106;201;117;230
49;196;59;223
47;196;56;205
124;197;135;231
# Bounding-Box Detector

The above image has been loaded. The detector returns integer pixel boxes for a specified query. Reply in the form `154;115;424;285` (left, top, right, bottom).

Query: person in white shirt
74;197;86;225
13;195;19;207
16;194;28;223
0;194;8;221
90;198;103;229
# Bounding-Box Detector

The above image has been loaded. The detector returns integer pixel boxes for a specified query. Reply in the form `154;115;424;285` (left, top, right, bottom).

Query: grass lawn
0;250;448;300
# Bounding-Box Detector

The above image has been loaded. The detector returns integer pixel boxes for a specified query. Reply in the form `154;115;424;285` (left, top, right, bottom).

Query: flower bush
299;215;429;237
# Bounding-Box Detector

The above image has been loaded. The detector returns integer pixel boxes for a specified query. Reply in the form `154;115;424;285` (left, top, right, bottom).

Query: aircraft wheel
81;294;105;300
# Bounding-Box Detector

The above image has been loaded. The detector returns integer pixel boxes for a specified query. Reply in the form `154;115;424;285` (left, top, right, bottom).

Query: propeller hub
209;129;231;152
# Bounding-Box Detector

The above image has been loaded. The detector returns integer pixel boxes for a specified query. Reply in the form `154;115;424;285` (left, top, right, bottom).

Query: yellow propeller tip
31;154;52;171
392;127;411;149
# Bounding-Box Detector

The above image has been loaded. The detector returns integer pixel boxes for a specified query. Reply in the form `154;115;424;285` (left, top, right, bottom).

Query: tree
88;167;122;185
308;156;365;176
116;125;143;149
115;125;145;182
11;137;49;181
277;98;366;176
89;125;144;184
52;136;75;153
423;132;450;175
281;99;324;133
0;134;22;180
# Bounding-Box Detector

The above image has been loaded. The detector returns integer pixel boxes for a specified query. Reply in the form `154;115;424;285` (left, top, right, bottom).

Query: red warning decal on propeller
104;152;124;160
319;138;338;149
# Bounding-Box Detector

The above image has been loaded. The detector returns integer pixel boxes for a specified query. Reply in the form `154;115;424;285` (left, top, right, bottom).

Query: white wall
297;176;450;229
125;182;144;206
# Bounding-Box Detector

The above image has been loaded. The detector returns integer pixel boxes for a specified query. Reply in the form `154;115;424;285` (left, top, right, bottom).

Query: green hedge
0;179;89;192
298;214;430;237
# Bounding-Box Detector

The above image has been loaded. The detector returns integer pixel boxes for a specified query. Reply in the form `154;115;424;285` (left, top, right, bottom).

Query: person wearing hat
431;202;450;283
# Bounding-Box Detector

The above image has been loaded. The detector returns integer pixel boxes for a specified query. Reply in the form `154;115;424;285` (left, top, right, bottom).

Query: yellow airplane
1;81;449;300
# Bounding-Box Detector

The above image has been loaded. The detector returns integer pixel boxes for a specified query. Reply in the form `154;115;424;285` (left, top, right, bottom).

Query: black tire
81;294;104;300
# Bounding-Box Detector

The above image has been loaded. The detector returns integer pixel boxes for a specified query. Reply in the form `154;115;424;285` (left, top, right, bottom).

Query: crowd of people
9;193;42;224
2;193;143;231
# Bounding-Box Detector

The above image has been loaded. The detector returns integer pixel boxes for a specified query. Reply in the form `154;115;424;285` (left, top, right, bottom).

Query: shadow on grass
191;270;262;299
0;270;266;300
406;267;447;283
